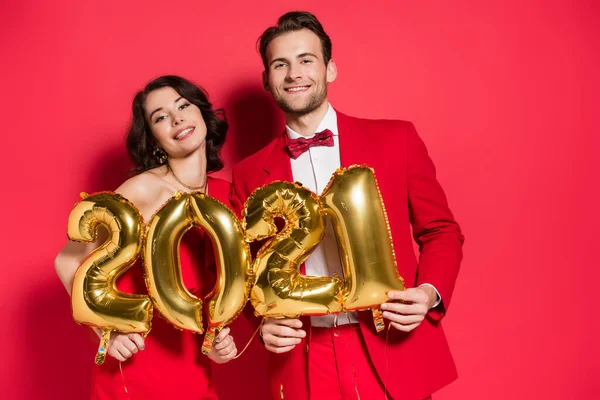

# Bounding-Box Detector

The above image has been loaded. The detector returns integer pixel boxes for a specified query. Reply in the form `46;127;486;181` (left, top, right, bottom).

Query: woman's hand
207;327;237;364
105;332;146;362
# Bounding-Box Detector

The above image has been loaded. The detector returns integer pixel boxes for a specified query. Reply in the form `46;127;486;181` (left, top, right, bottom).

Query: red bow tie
287;129;334;159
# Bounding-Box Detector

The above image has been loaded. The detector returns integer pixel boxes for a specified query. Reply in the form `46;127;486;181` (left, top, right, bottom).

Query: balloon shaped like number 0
144;192;252;353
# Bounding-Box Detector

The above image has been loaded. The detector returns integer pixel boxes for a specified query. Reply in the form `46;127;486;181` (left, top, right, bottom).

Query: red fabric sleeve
406;122;464;321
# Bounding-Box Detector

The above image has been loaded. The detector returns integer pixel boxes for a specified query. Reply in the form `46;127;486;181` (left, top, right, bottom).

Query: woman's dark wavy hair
126;75;228;175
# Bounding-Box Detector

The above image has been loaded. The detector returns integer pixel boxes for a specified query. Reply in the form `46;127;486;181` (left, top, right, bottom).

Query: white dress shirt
286;105;440;328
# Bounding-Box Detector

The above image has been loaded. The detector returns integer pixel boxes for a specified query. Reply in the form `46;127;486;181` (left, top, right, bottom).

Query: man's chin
277;100;322;116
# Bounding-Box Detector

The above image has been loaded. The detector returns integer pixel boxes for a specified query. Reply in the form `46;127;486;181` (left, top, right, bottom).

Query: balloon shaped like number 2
67;192;153;364
243;182;344;318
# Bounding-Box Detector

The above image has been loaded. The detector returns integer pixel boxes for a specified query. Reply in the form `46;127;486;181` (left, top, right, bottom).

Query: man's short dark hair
258;11;332;71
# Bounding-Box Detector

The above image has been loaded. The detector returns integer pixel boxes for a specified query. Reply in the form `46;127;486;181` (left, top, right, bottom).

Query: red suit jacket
231;112;464;400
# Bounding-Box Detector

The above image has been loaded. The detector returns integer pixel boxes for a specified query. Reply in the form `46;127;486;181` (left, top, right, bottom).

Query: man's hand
381;286;438;332
261;318;306;354
107;332;145;362
208;327;237;364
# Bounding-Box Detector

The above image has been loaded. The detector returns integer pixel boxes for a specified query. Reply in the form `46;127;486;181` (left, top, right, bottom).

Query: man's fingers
382;311;423;325
381;301;427;316
264;318;303;329
263;325;306;339
390;321;420;332
388;288;428;304
264;335;302;348
265;344;296;354
260;319;304;353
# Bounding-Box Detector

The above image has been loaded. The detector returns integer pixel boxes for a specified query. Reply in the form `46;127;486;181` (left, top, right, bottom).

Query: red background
1;0;598;398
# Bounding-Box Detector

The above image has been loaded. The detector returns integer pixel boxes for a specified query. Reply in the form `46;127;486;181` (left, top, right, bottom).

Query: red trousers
306;325;432;400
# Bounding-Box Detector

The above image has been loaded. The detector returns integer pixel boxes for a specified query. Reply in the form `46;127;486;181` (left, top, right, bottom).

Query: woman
55;75;237;399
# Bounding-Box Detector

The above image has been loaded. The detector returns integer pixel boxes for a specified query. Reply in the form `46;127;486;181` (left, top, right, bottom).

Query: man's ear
326;59;338;83
262;70;270;92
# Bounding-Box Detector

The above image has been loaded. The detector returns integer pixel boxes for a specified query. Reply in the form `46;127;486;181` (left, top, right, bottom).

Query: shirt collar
285;104;338;140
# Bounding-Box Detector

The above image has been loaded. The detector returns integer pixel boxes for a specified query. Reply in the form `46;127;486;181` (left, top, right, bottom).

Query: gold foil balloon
188;193;252;354
144;193;204;334
144;192;252;354
321;165;405;330
243;182;343;318
67;192;153;364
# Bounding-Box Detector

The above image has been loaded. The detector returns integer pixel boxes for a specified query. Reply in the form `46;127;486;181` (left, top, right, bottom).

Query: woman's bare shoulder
115;167;168;206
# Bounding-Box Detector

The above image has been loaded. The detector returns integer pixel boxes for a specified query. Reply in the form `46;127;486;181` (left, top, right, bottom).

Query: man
231;11;464;400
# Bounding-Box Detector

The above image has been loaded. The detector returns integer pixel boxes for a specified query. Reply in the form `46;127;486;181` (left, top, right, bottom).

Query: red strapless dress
90;177;231;400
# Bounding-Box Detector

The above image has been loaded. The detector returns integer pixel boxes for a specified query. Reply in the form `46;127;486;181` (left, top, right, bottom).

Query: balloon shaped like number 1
67;192;153;364
322;165;405;330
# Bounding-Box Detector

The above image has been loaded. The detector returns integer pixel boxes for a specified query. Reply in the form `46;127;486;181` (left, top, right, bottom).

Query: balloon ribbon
95;329;110;365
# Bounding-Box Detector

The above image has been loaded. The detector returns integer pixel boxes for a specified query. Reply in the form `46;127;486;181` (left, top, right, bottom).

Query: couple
55;11;464;400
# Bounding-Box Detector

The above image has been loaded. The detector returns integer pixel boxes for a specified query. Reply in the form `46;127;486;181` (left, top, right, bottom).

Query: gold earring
153;148;168;164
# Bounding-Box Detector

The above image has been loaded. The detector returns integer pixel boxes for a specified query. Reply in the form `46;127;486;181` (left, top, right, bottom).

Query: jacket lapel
336;111;373;167
262;111;375;182
260;132;306;274
262;132;294;183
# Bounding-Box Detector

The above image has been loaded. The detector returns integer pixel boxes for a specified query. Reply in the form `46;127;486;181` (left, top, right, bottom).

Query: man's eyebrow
297;52;318;59
270;57;289;66
269;53;319;67
149;97;183;119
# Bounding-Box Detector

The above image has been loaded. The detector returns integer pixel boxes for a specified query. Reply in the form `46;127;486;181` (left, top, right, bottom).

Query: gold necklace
167;164;206;191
